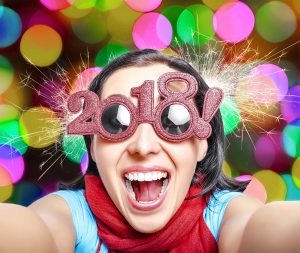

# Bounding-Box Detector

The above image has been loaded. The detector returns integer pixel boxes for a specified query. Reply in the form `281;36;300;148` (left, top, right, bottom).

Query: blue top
51;189;243;253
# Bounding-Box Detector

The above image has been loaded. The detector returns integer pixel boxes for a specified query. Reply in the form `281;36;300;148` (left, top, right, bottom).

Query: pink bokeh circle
74;67;102;92
125;0;162;13
254;133;293;173
39;0;74;11
0;151;24;183
213;2;255;44
132;12;172;50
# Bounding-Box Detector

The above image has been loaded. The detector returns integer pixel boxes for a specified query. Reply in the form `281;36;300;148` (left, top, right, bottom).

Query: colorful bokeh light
0;167;13;202
60;4;92;19
247;64;288;104
95;43;129;67
0;55;14;94
177;5;214;45
132;12;172;50
238;175;267;203
291;157;300;188
281;85;300;123
63;135;87;164
71;9;107;44
0;104;20;122
105;3;140;44
203;0;238;11
213;2;255;44
220;98;240;135
10;182;43;206
281;174;300;200
125;0;162;12
223;160;232;177
19;107;61;149
253;169;286;202
73;0;97;10
254;133;292;173
0;7;22;48
40;0;73;11
73;67;102;92
0;147;24;183
256;1;297;43
20;25;63;67
96;0;123;11
162;5;185;45
28;9;68;38
282;119;300;158
81;151;88;175
0;120;28;155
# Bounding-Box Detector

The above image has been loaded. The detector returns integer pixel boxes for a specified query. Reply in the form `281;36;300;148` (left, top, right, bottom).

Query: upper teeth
124;171;168;181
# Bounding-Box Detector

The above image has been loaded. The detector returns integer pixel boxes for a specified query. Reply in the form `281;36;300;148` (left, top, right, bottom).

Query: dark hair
59;49;248;196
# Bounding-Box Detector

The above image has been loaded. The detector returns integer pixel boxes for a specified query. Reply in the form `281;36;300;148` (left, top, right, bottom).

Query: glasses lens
161;104;190;135
101;104;131;134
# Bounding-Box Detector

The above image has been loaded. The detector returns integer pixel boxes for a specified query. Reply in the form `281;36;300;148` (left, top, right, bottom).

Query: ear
197;140;208;162
89;135;96;162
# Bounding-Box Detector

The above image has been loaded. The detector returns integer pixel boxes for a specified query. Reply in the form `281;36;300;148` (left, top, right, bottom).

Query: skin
90;64;208;233
1;63;300;253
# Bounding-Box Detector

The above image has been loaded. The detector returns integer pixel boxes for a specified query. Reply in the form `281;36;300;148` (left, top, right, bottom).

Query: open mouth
124;171;170;210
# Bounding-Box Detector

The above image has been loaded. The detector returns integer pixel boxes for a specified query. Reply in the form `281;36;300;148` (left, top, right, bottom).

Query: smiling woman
51;50;252;252
1;50;300;253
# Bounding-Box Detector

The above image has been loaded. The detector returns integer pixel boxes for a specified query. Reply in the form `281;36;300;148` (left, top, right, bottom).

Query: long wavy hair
59;49;248;197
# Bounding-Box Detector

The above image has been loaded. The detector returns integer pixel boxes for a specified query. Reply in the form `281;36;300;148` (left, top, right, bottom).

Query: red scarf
84;175;218;253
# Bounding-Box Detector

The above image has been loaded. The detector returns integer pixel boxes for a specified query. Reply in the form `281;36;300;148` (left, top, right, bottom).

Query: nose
127;123;162;157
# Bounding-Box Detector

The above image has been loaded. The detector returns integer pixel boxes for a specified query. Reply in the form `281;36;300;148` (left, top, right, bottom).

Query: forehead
101;64;180;101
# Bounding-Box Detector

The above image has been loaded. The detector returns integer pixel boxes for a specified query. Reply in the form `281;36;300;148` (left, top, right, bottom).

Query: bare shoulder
29;193;76;253
218;194;263;253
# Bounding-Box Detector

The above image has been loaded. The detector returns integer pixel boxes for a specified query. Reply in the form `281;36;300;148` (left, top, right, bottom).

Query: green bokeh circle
256;1;297;43
177;4;214;45
220;97;240;135
95;43;129;67
63;135;87;164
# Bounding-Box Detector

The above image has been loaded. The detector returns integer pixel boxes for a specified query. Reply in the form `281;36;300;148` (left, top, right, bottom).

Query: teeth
125;171;168;182
159;179;168;196
125;179;136;200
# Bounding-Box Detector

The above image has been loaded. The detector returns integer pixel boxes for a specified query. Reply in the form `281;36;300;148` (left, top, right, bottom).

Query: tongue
132;180;163;202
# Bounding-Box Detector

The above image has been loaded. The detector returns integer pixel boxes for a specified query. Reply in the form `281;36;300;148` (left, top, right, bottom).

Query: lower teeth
125;178;169;203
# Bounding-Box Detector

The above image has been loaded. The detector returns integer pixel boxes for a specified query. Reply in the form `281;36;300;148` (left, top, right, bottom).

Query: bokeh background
1;0;300;206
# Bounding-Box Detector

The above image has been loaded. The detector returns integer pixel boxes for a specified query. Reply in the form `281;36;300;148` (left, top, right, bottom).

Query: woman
0;49;299;253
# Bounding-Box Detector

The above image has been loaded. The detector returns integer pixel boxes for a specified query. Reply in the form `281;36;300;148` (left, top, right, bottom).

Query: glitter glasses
67;72;223;142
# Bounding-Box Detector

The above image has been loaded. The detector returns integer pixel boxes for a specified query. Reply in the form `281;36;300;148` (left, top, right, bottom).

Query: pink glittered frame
67;72;224;142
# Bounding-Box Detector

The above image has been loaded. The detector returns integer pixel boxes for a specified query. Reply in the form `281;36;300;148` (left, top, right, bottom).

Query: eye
101;104;131;134
161;104;190;135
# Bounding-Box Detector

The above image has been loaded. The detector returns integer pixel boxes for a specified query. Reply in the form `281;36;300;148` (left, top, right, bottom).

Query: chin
128;216;169;234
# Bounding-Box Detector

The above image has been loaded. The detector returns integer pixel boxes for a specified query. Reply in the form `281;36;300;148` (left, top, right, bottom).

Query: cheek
170;142;199;170
93;140;122;176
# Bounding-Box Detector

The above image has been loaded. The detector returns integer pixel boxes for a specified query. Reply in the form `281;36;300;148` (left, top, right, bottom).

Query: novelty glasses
67;72;223;142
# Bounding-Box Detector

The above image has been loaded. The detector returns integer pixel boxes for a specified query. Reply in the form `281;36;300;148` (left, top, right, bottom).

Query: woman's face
90;63;208;233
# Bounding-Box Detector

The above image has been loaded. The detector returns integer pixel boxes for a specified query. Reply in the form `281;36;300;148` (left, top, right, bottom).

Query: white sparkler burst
174;38;300;141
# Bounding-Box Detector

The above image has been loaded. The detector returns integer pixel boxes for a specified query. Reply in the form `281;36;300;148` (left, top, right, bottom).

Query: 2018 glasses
67;72;223;142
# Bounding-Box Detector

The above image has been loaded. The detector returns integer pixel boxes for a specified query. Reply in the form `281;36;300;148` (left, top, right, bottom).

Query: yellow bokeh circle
0;167;13;202
20;25;62;67
222;160;232;177
253;169;286;202
19;106;61;148
291;158;300;188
